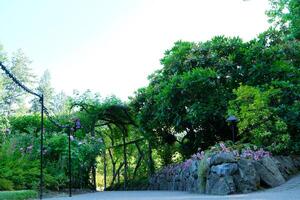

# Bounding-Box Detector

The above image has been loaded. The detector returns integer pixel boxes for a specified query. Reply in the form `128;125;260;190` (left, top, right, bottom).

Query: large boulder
233;159;260;193
206;173;236;195
273;156;298;179
253;157;285;188
211;163;238;176
209;152;236;166
292;155;300;169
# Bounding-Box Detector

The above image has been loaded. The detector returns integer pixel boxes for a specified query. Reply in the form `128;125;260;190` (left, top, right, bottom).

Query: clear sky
0;0;270;100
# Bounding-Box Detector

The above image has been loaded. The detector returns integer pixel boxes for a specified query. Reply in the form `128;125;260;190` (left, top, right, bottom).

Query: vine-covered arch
71;101;154;191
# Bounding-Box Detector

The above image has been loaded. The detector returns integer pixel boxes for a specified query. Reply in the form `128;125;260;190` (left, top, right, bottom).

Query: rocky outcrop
273;156;298;179
149;160;203;192
233;159;259;193
209;152;236;166
253;157;285;187
149;154;300;195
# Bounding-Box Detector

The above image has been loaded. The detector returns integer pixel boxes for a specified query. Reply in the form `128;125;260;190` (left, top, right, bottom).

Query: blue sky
0;0;270;100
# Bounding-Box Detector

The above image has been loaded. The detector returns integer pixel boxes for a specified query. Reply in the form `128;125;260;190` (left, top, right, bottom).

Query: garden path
47;173;300;200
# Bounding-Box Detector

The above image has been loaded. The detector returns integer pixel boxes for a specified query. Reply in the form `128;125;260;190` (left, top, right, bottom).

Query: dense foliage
130;0;300;161
0;125;104;191
0;0;299;193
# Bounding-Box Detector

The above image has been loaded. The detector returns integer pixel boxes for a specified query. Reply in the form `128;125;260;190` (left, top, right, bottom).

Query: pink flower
182;159;193;170
219;142;229;152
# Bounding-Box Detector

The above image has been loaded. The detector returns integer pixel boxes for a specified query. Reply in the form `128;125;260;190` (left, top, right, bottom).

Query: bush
0;129;104;191
0;190;37;200
228;85;291;153
0;137;39;190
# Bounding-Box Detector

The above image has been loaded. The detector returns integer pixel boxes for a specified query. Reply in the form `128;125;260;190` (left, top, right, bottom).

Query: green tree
31;70;54;113
131;26;300;157
0;49;36;117
267;0;300;39
228;85;290;153
130;38;246;158
51;91;69;114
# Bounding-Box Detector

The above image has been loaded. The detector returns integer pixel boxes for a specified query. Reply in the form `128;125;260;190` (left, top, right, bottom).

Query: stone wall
149;153;300;195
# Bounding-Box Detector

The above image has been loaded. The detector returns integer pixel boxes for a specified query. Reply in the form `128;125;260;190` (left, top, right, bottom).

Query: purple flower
191;150;205;160
240;148;271;160
219;142;229;152
70;135;74;141
182;159;193;170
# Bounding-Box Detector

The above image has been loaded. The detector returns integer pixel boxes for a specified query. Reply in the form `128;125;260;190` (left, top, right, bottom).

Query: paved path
47;174;300;200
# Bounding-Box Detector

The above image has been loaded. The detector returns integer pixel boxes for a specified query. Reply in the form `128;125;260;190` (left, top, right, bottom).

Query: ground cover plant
0;190;37;200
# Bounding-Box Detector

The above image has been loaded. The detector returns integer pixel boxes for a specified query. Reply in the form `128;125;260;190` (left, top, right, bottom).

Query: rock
189;177;201;192
211;163;238;176
194;177;202;192
253;157;285;188
209;152;236;166
206;173;236;195
274;156;298;179
157;173;169;190
292;155;300;169
188;160;198;172
234;159;260;193
149;154;300;193
272;157;289;179
174;181;180;190
148;176;157;190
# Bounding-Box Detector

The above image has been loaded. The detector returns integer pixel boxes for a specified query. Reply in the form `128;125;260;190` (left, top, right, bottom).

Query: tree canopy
130;0;300;159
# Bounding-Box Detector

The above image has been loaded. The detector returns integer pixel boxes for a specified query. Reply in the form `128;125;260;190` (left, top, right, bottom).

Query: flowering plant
155;141;272;178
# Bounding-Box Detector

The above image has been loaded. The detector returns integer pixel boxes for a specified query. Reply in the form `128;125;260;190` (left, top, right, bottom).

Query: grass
0;190;38;200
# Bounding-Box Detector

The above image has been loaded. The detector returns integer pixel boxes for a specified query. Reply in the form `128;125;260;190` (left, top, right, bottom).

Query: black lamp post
226;115;238;143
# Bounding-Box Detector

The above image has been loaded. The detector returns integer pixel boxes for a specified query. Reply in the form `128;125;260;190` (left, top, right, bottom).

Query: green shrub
228;85;291;154
198;153;211;193
0;190;37;200
0;179;14;191
0;138;40;190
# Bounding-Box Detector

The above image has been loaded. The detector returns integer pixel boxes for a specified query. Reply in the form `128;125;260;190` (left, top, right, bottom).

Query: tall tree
51;91;69;114
0;49;35;116
31;70;54;112
131;27;300;157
